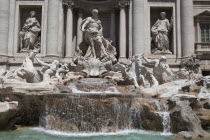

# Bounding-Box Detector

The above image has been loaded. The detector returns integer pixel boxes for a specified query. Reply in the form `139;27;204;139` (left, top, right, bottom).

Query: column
181;0;195;57
58;1;64;58
110;10;116;47
46;0;59;57
119;4;127;60
77;11;83;48
129;0;133;58
65;3;74;58
0;0;10;56
133;0;145;55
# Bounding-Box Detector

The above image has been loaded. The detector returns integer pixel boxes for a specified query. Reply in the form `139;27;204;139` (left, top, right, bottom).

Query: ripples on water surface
0;127;209;140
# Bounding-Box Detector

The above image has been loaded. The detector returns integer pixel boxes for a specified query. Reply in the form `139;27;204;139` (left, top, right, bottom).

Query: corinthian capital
118;1;129;9
63;0;75;9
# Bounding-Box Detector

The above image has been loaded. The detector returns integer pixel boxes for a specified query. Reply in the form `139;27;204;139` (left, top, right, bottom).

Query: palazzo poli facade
0;0;210;74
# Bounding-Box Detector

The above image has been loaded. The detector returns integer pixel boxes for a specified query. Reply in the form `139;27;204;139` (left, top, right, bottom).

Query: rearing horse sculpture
126;54;158;88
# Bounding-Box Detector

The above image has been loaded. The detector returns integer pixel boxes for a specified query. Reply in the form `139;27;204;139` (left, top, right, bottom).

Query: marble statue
35;57;60;81
5;51;42;83
19;11;41;52
123;54;158;88
151;12;173;54
75;9;117;64
182;54;201;74
198;78;210;99
113;54;158;88
71;56;122;82
70;9;121;82
142;55;174;85
180;54;202;80
81;9;107;59
56;62;70;82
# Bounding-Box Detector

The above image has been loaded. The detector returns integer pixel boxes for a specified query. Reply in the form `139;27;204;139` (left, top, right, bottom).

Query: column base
43;55;60;63
0;56;8;64
118;57;130;63
63;57;73;62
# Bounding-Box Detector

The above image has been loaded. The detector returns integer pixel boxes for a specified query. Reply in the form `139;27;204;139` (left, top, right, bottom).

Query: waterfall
40;93;172;133
155;101;171;133
40;94;134;132
157;112;171;133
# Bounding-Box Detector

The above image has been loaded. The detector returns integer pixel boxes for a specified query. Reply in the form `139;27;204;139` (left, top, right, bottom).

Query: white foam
70;84;120;94
31;127;173;137
157;112;171;133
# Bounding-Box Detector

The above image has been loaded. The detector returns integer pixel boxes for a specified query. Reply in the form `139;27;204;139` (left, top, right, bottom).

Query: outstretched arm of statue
142;55;156;64
81;19;89;32
35;57;51;67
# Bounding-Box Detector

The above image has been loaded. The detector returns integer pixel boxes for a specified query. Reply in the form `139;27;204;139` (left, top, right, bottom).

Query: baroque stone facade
0;0;210;73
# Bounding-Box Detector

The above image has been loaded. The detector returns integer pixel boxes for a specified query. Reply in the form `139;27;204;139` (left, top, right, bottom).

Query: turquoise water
0;128;209;140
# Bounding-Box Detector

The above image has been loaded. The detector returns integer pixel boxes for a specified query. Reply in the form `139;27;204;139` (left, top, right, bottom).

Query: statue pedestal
153;50;172;55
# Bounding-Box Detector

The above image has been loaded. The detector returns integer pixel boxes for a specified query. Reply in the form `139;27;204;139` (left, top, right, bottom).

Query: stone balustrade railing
195;42;210;55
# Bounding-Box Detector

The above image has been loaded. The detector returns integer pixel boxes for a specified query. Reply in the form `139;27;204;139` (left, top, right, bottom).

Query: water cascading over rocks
154;101;171;133
39;94;168;133
40;94;134;132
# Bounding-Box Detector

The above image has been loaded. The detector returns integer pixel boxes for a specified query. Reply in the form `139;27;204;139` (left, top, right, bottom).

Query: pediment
195;10;210;17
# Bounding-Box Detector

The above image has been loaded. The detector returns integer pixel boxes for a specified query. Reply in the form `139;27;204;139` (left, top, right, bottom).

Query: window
148;0;175;2
86;0;108;1
200;23;210;43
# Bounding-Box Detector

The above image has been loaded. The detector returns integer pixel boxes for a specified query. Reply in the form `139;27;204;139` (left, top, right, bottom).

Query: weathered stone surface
0;79;57;95
0;68;6;76
130;98;164;131
200;99;210;109
0;92;45;127
0;101;18;130
139;79;187;98
197;108;210;128
169;99;210;139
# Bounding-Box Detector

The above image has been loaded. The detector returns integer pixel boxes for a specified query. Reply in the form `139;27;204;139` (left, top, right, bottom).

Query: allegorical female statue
151;12;173;54
19;11;41;52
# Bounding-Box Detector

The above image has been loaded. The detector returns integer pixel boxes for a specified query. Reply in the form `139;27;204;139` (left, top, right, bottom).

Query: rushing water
157;112;171;133
1;127;210;140
0;128;209;140
0;127;173;140
154;101;171;133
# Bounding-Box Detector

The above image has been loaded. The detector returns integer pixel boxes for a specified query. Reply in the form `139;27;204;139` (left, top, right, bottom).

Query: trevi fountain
1;1;210;140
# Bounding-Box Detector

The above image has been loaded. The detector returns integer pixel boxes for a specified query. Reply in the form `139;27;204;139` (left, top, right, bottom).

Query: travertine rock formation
0;101;18;130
